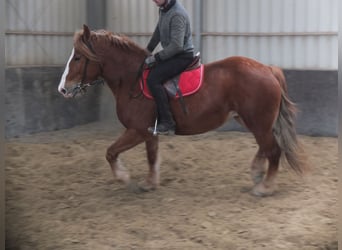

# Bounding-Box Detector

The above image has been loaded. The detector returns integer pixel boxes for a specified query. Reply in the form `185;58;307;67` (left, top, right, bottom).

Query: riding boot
148;88;175;135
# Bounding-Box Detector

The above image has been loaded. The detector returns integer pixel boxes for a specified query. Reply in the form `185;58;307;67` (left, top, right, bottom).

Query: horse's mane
73;29;146;61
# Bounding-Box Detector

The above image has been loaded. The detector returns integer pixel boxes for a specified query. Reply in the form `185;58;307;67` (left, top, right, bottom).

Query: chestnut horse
58;25;307;196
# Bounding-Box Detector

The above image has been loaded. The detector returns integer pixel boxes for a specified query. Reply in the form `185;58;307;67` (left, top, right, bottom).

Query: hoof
113;170;131;185
126;182;147;194
251;170;265;185
126;181;157;194
251;183;276;197
137;180;157;192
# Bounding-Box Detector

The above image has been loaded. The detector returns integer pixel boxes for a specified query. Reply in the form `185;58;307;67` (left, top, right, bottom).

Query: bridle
69;35;148;99
70;38;104;98
70;64;104;98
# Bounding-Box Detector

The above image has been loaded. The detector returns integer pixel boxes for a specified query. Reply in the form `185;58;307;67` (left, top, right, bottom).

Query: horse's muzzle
59;83;84;98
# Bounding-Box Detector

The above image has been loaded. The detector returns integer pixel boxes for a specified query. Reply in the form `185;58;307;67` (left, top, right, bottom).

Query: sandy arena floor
5;122;337;250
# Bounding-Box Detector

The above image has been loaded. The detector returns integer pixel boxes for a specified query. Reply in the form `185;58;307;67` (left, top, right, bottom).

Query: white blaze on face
58;48;75;94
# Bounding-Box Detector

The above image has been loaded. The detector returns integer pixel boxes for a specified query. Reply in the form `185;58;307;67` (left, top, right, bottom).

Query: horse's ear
83;24;91;40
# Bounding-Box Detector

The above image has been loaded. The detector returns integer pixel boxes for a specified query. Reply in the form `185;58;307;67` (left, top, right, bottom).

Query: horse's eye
74;56;81;61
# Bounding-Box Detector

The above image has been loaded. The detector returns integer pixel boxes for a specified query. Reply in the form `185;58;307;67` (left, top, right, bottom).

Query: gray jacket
147;0;194;61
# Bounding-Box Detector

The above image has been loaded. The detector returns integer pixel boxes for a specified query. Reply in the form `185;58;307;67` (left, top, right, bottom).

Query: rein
71;78;105;98
129;57;148;99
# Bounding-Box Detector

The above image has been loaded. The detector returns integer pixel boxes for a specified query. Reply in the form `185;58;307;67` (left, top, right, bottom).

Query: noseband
70;38;104;98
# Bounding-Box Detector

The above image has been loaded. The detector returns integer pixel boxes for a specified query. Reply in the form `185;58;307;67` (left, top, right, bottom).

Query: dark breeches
146;53;193;97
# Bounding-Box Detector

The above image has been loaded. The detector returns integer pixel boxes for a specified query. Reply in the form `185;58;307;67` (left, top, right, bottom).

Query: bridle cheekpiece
70;36;104;98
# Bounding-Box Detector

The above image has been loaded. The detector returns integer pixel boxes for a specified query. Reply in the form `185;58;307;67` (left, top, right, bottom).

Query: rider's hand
145;55;156;68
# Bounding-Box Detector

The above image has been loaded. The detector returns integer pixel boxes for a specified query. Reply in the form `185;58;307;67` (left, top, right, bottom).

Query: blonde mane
73;29;146;61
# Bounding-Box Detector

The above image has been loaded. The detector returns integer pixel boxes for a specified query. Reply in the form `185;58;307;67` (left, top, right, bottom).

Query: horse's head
58;25;103;98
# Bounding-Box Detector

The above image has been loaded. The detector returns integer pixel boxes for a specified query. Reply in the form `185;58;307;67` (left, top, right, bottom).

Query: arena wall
5;67;102;138
220;69;338;137
5;0;338;137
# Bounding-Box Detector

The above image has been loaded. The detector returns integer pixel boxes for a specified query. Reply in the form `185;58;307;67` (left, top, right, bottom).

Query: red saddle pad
140;64;204;99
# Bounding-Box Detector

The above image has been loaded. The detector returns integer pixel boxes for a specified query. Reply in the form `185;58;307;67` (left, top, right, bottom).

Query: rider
145;0;195;135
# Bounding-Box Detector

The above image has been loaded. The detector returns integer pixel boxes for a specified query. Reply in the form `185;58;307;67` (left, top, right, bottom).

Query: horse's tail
270;65;288;93
270;66;308;175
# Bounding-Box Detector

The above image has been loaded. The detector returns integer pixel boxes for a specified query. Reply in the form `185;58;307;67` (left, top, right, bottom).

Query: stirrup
148;118;175;136
152;118;158;136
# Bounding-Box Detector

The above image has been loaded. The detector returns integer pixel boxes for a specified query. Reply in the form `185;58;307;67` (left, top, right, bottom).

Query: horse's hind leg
251;149;267;184
252;133;281;196
235;113;267;183
138;136;160;191
106;129;144;187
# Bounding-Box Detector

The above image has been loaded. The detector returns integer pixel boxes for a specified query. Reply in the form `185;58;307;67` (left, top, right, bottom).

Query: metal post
338;3;342;247
0;0;5;248
193;0;203;55
86;0;107;29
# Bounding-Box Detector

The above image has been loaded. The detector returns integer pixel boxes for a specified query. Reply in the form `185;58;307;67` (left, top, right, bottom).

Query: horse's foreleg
106;129;144;186
139;136;160;191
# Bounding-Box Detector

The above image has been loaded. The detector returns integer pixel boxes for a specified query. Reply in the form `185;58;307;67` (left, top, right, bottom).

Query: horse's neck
102;52;145;95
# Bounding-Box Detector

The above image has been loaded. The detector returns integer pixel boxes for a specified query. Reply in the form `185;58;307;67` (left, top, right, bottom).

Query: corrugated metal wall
5;0;338;70
5;0;86;67
202;0;338;69
106;0;155;48
106;0;338;70
106;0;196;49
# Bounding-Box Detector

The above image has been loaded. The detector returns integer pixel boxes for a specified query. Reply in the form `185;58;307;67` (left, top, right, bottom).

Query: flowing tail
270;66;308;175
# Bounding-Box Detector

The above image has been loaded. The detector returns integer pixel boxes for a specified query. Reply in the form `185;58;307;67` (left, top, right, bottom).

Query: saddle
140;53;203;100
